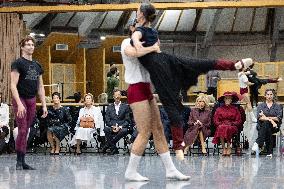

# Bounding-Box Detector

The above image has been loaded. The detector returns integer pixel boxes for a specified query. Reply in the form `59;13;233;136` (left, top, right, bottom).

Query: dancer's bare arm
132;31;143;49
11;71;26;118
38;75;48;118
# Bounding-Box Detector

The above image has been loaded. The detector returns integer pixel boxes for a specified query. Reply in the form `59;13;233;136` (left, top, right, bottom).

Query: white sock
159;151;191;180
125;153;149;181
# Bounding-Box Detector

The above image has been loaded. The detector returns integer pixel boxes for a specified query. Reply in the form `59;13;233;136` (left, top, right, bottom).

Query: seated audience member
212;92;242;156
184;95;211;155
0;93;10;154
46;92;72;155
102;90;131;155
70;93;104;154
252;89;283;157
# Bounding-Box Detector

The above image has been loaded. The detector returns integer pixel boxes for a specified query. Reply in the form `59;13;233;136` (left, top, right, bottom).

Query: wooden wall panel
86;48;105;102
0;13;24;103
86;48;97;97
217;79;240;98
51;64;75;100
34;32;81;64
75;48;86;96
2;1;284;14
277;63;284;96
102;36;126;65
33;45;51;96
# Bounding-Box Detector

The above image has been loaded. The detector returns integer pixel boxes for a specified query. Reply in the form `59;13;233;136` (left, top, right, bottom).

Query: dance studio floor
0;153;284;189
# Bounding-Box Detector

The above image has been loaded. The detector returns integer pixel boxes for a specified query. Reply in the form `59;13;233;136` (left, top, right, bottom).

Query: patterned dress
47;106;72;141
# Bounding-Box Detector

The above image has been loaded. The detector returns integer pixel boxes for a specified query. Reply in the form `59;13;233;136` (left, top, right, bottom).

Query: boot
16;151;23;170
22;153;35;170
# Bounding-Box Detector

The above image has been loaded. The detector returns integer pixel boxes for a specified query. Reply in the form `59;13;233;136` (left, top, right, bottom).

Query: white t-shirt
0;103;10;143
121;38;151;84
238;72;248;88
0;103;9;126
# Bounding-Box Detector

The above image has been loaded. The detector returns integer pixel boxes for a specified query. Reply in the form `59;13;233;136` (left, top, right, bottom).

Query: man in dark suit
102;89;131;155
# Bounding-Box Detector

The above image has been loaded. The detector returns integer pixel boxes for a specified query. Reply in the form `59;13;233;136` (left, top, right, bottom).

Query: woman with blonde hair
184;95;211;155
70;93;104;154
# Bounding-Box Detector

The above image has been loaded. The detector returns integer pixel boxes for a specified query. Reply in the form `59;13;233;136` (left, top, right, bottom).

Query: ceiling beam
270;8;282;62
151;10;164;28
200;9;222;58
114;10;131;34
78;12;105;36
1;1;284;13
23;13;47;28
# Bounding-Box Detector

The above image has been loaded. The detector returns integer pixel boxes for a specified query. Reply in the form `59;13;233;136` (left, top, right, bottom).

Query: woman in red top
213;92;242;156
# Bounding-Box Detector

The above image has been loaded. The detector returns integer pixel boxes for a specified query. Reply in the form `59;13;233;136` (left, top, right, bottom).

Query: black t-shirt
11;57;44;99
130;26;158;47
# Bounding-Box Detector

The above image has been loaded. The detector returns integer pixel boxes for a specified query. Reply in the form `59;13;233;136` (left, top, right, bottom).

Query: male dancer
122;22;190;181
11;36;48;170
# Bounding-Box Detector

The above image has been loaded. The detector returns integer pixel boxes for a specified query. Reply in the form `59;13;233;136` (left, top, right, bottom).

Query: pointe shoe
125;171;149;181
175;150;184;161
235;58;253;70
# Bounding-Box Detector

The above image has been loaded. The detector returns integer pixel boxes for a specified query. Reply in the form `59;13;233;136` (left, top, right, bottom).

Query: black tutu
139;52;216;124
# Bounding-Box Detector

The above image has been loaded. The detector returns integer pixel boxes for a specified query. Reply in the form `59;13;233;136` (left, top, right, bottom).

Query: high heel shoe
50;149;55;155
222;148;227;156
202;148;207;156
175;150;185;161
227;148;231;156
183;146;190;156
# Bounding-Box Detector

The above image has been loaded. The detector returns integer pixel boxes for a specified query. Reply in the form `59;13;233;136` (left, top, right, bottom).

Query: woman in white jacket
70;93;104;154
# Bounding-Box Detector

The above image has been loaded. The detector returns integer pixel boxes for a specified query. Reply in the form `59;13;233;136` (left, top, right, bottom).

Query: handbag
80;116;95;128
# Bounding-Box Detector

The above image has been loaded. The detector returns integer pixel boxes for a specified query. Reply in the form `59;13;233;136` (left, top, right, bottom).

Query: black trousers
256;121;277;154
0;139;6;153
207;87;217;99
104;127;128;150
249;86;259;107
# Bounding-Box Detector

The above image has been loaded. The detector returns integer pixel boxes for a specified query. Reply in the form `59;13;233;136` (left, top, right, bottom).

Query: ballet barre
43;83;60;92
